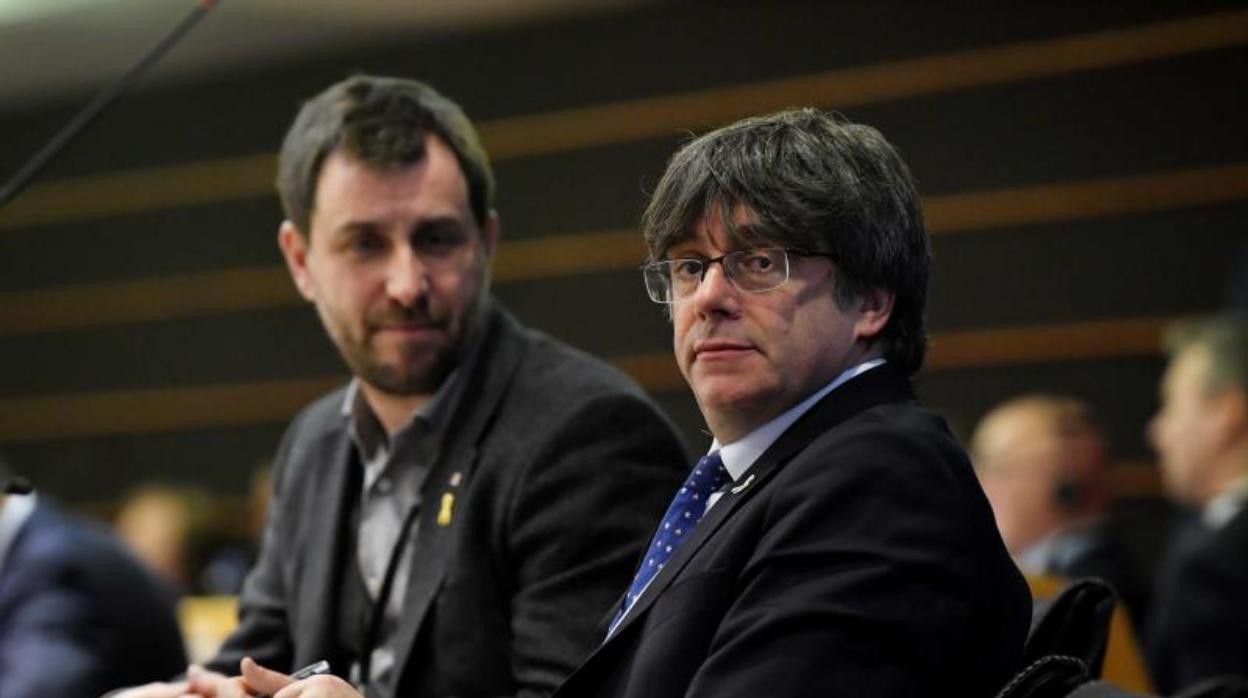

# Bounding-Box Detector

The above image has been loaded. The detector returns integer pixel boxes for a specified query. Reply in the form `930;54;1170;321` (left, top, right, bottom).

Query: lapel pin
437;492;455;526
730;474;755;495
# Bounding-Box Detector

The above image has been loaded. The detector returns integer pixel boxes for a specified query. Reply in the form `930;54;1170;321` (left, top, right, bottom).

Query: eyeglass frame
641;247;836;304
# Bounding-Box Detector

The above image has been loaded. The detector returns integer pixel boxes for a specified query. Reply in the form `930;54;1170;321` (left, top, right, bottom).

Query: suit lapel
295;420;356;663
600;365;915;645
390;303;529;678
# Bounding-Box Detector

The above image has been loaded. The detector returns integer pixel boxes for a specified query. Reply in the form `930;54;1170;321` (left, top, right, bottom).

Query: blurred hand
184;664;246;697
241;658;361;698
106;680;191;698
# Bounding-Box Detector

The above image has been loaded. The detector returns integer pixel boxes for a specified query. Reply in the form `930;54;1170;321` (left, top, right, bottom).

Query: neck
706;352;883;445
359;383;431;436
707;416;754;448
1204;466;1248;506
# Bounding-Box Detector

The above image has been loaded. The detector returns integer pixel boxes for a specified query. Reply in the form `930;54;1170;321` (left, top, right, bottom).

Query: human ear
480;211;500;258
1211;389;1248;447
853;288;895;341
277;220;316;302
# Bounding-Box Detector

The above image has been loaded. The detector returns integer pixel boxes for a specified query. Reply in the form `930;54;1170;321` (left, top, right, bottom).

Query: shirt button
376;477;393;494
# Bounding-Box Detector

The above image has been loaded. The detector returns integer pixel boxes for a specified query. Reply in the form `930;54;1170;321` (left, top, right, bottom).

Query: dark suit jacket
1146;506;1248;693
556;365;1032;698
207;303;687;698
0;500;186;697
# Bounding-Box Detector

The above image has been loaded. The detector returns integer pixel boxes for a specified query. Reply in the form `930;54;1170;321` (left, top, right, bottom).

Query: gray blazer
207;302;687;698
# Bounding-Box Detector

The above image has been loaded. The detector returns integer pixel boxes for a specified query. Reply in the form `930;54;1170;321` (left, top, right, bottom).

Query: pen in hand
256;659;330;698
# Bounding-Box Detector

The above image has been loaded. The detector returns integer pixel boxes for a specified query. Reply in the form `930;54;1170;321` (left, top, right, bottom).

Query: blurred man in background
118;75;686;698
973;395;1148;622
1146;314;1248;693
0;455;186;697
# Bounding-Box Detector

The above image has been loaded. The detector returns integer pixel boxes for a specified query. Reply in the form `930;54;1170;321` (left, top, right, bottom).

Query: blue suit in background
0;498;187;697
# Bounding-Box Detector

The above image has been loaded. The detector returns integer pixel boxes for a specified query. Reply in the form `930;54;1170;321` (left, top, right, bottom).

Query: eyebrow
729;222;777;246
412;216;467;235
331;214;466;238
666;222;775;258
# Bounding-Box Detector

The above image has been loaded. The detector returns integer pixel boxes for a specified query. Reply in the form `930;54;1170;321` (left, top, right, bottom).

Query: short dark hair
276;75;495;234
1164;313;1248;395
642;108;931;375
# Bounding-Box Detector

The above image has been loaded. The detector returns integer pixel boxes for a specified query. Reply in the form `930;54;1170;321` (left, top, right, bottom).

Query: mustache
686;325;750;346
366;303;450;331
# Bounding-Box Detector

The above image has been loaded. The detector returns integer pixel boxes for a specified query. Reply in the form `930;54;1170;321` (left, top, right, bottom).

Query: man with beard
118;75;686;698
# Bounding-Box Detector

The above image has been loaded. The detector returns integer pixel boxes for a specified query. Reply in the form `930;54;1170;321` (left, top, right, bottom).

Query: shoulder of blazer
739;364;919;483
438;301;533;453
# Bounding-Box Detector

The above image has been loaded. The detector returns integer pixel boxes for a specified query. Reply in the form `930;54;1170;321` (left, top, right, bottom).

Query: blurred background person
114;478;263;598
0;455;187;697
114;484;200;593
1145;314;1248;693
973;395;1149;623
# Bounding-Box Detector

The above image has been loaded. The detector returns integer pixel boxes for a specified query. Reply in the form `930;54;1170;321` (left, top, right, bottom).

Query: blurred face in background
973;407;1065;555
1149;345;1230;506
279;135;497;398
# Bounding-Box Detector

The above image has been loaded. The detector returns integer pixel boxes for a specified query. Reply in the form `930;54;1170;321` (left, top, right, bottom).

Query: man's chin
364;372;442;397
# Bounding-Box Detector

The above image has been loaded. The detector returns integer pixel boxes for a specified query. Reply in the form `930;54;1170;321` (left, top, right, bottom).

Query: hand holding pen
238;657;362;698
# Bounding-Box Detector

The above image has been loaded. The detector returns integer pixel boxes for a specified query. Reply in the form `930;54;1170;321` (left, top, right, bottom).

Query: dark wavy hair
276;75;494;234
642;108;931;375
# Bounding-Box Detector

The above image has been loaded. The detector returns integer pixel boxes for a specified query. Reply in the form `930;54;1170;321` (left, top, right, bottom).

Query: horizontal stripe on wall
2;163;1243;337
2;9;1245;231
0;315;1172;442
73;460;1166;526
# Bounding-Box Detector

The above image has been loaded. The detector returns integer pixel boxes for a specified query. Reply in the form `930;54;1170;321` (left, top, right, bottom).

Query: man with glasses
553;108;1032;697
116;75;687;698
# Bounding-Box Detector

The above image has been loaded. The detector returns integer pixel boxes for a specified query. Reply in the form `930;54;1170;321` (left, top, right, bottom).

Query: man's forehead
310;140;472;227
1169;346;1211;393
669;206;771;252
975;408;1061;465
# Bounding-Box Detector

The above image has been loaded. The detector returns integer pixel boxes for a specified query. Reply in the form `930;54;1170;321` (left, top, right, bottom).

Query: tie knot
682;451;728;500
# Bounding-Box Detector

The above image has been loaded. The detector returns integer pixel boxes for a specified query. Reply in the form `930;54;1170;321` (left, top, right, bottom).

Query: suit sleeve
205;421;301;675
685;425;1026;697
504;392;686;698
0;551;110;697
1148;541;1248;691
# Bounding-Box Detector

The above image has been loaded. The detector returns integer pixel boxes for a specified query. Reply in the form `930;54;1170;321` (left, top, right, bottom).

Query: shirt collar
1202;473;1248;530
0;493;37;573
341;368;464;462
711;358;887;481
1013;516;1100;575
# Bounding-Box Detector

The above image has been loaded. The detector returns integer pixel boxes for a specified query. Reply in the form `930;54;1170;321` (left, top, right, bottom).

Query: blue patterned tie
608;451;729;637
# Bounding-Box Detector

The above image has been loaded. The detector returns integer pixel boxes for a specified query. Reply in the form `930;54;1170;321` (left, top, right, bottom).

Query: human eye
669;258;705;280
737;250;778;274
344;231;387;258
415;220;469;257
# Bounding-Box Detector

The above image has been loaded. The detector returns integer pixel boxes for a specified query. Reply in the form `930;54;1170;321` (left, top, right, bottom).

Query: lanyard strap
357;499;422;685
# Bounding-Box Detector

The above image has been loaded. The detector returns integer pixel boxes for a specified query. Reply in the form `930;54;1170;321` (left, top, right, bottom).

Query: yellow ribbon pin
437;492;455;526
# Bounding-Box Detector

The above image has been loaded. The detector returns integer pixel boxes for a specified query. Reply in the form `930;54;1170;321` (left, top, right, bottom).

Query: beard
332;288;487;398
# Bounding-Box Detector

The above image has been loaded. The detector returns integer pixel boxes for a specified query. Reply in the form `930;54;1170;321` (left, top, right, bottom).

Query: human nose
384;246;429;306
690;259;739;317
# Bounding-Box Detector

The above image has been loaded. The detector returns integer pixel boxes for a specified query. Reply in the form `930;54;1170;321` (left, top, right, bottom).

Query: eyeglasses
641;247;833;304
